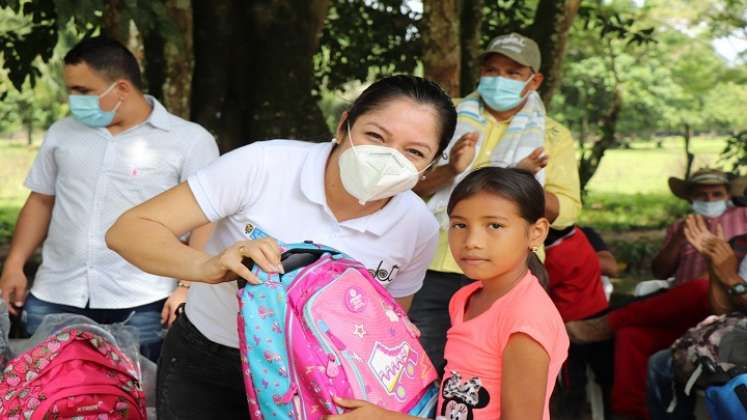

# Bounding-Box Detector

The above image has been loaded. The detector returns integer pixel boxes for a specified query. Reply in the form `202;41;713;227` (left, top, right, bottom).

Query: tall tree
422;0;460;96
528;0;581;104
458;0;483;96
191;0;331;151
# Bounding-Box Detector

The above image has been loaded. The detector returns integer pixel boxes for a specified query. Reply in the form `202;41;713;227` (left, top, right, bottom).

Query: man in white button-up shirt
0;37;219;361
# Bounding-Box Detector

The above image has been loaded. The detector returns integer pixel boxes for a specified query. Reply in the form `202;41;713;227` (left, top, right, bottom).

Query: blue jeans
21;292;166;362
647;349;696;420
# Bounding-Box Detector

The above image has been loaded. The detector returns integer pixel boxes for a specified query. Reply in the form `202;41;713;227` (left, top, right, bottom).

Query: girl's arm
106;183;281;284
501;332;550;420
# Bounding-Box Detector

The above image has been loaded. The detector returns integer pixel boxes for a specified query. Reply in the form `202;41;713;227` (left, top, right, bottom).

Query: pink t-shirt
436;273;569;420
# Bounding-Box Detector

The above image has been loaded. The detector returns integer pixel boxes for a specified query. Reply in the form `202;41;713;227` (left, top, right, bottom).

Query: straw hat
668;168;747;201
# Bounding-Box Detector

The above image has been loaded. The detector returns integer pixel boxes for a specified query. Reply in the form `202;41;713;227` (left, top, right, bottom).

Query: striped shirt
664;207;747;285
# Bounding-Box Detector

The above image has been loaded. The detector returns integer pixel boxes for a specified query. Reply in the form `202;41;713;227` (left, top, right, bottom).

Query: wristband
727;282;747;296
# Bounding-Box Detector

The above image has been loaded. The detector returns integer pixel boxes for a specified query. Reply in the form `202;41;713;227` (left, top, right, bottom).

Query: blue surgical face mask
692;200;729;218
478;75;533;112
68;83;122;128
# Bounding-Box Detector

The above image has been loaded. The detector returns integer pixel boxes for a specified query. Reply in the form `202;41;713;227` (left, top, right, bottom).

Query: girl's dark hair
447;166;549;287
343;75;457;159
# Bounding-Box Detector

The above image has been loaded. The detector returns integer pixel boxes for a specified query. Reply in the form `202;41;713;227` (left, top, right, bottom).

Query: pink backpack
237;240;439;419
0;327;146;419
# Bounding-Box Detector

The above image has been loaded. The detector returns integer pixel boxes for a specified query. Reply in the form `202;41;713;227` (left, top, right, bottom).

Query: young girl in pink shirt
330;167;569;420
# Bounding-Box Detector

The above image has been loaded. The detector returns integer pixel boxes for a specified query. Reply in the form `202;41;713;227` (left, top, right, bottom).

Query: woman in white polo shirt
106;75;457;419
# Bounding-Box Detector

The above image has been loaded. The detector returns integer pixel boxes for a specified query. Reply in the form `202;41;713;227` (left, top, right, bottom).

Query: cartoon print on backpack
437;371;490;420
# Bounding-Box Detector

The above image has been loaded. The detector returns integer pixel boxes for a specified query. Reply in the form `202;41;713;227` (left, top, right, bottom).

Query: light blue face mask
477;75;533;112
68;83;122;128
692;200;729;218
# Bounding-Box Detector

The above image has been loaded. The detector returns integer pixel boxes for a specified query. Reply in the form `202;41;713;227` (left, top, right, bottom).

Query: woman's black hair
342;75;457;160
447;166;549;287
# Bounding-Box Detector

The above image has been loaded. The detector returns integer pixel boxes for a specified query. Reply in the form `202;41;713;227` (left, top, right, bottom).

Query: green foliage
579;192;690;230
0;0;177;92
480;0;535;42
721;131;747;171
316;0;422;91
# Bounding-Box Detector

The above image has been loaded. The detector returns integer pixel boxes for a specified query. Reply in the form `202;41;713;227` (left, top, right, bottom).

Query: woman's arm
106;183;281;284
501;333;550;420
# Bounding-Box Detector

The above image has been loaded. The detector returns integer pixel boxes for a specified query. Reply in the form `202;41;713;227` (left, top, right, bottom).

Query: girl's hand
515;147;548;175
325;397;408;420
197;238;283;284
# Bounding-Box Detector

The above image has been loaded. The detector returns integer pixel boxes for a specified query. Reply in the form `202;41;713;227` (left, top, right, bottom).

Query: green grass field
0;134;732;285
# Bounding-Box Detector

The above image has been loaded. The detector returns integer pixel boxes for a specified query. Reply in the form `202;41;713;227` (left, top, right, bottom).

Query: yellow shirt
429;114;582;274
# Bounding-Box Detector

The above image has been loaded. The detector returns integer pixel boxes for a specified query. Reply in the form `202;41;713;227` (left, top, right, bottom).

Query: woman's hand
197;238;283;285
324;397;411;420
515;147;549;175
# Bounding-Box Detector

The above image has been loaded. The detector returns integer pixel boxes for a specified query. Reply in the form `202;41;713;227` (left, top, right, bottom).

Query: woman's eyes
407;148;425;158
365;132;385;142
488;223;504;230
450;223;466;229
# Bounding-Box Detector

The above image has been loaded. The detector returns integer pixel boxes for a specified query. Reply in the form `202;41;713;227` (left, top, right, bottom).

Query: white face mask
337;127;428;205
692;200;729;218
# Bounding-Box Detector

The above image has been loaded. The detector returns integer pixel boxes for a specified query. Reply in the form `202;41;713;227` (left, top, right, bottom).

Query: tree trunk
683;123;694;178
422;0;460;96
528;0;581;105
578;87;622;192
191;0;331;151
142;29;165;101
26;118;33;146
140;0;193;119
102;0;129;45
162;0;193;119
458;0;483;97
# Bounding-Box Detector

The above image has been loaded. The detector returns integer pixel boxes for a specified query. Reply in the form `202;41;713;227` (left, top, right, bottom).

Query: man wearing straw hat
652;168;747;285
567;168;747;419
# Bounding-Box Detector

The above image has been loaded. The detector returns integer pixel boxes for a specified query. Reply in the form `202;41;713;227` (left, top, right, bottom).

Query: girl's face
448;191;547;282
333;97;441;170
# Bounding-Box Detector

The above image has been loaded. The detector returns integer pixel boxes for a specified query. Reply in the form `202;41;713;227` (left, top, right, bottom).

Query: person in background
647;224;747;420
409;32;582;374
567;170;747;418
0;37;218;361
581;226;620;278
545;225;613;419
652;168;747;285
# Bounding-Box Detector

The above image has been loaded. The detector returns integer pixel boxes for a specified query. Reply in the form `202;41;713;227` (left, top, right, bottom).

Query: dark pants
408;270;473;376
157;312;249;420
22;292;165;362
552;341;615;419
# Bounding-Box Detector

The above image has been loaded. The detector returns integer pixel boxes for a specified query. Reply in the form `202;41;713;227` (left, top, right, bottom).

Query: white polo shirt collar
299;142;409;237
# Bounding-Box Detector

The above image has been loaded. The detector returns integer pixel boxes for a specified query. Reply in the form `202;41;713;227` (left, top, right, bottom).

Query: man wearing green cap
410;32;582;372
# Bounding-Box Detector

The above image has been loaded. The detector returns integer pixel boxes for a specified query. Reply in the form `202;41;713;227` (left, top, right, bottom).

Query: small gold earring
530;246;539;253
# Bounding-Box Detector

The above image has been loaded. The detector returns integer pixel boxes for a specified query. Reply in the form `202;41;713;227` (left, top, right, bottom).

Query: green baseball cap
481;33;541;73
